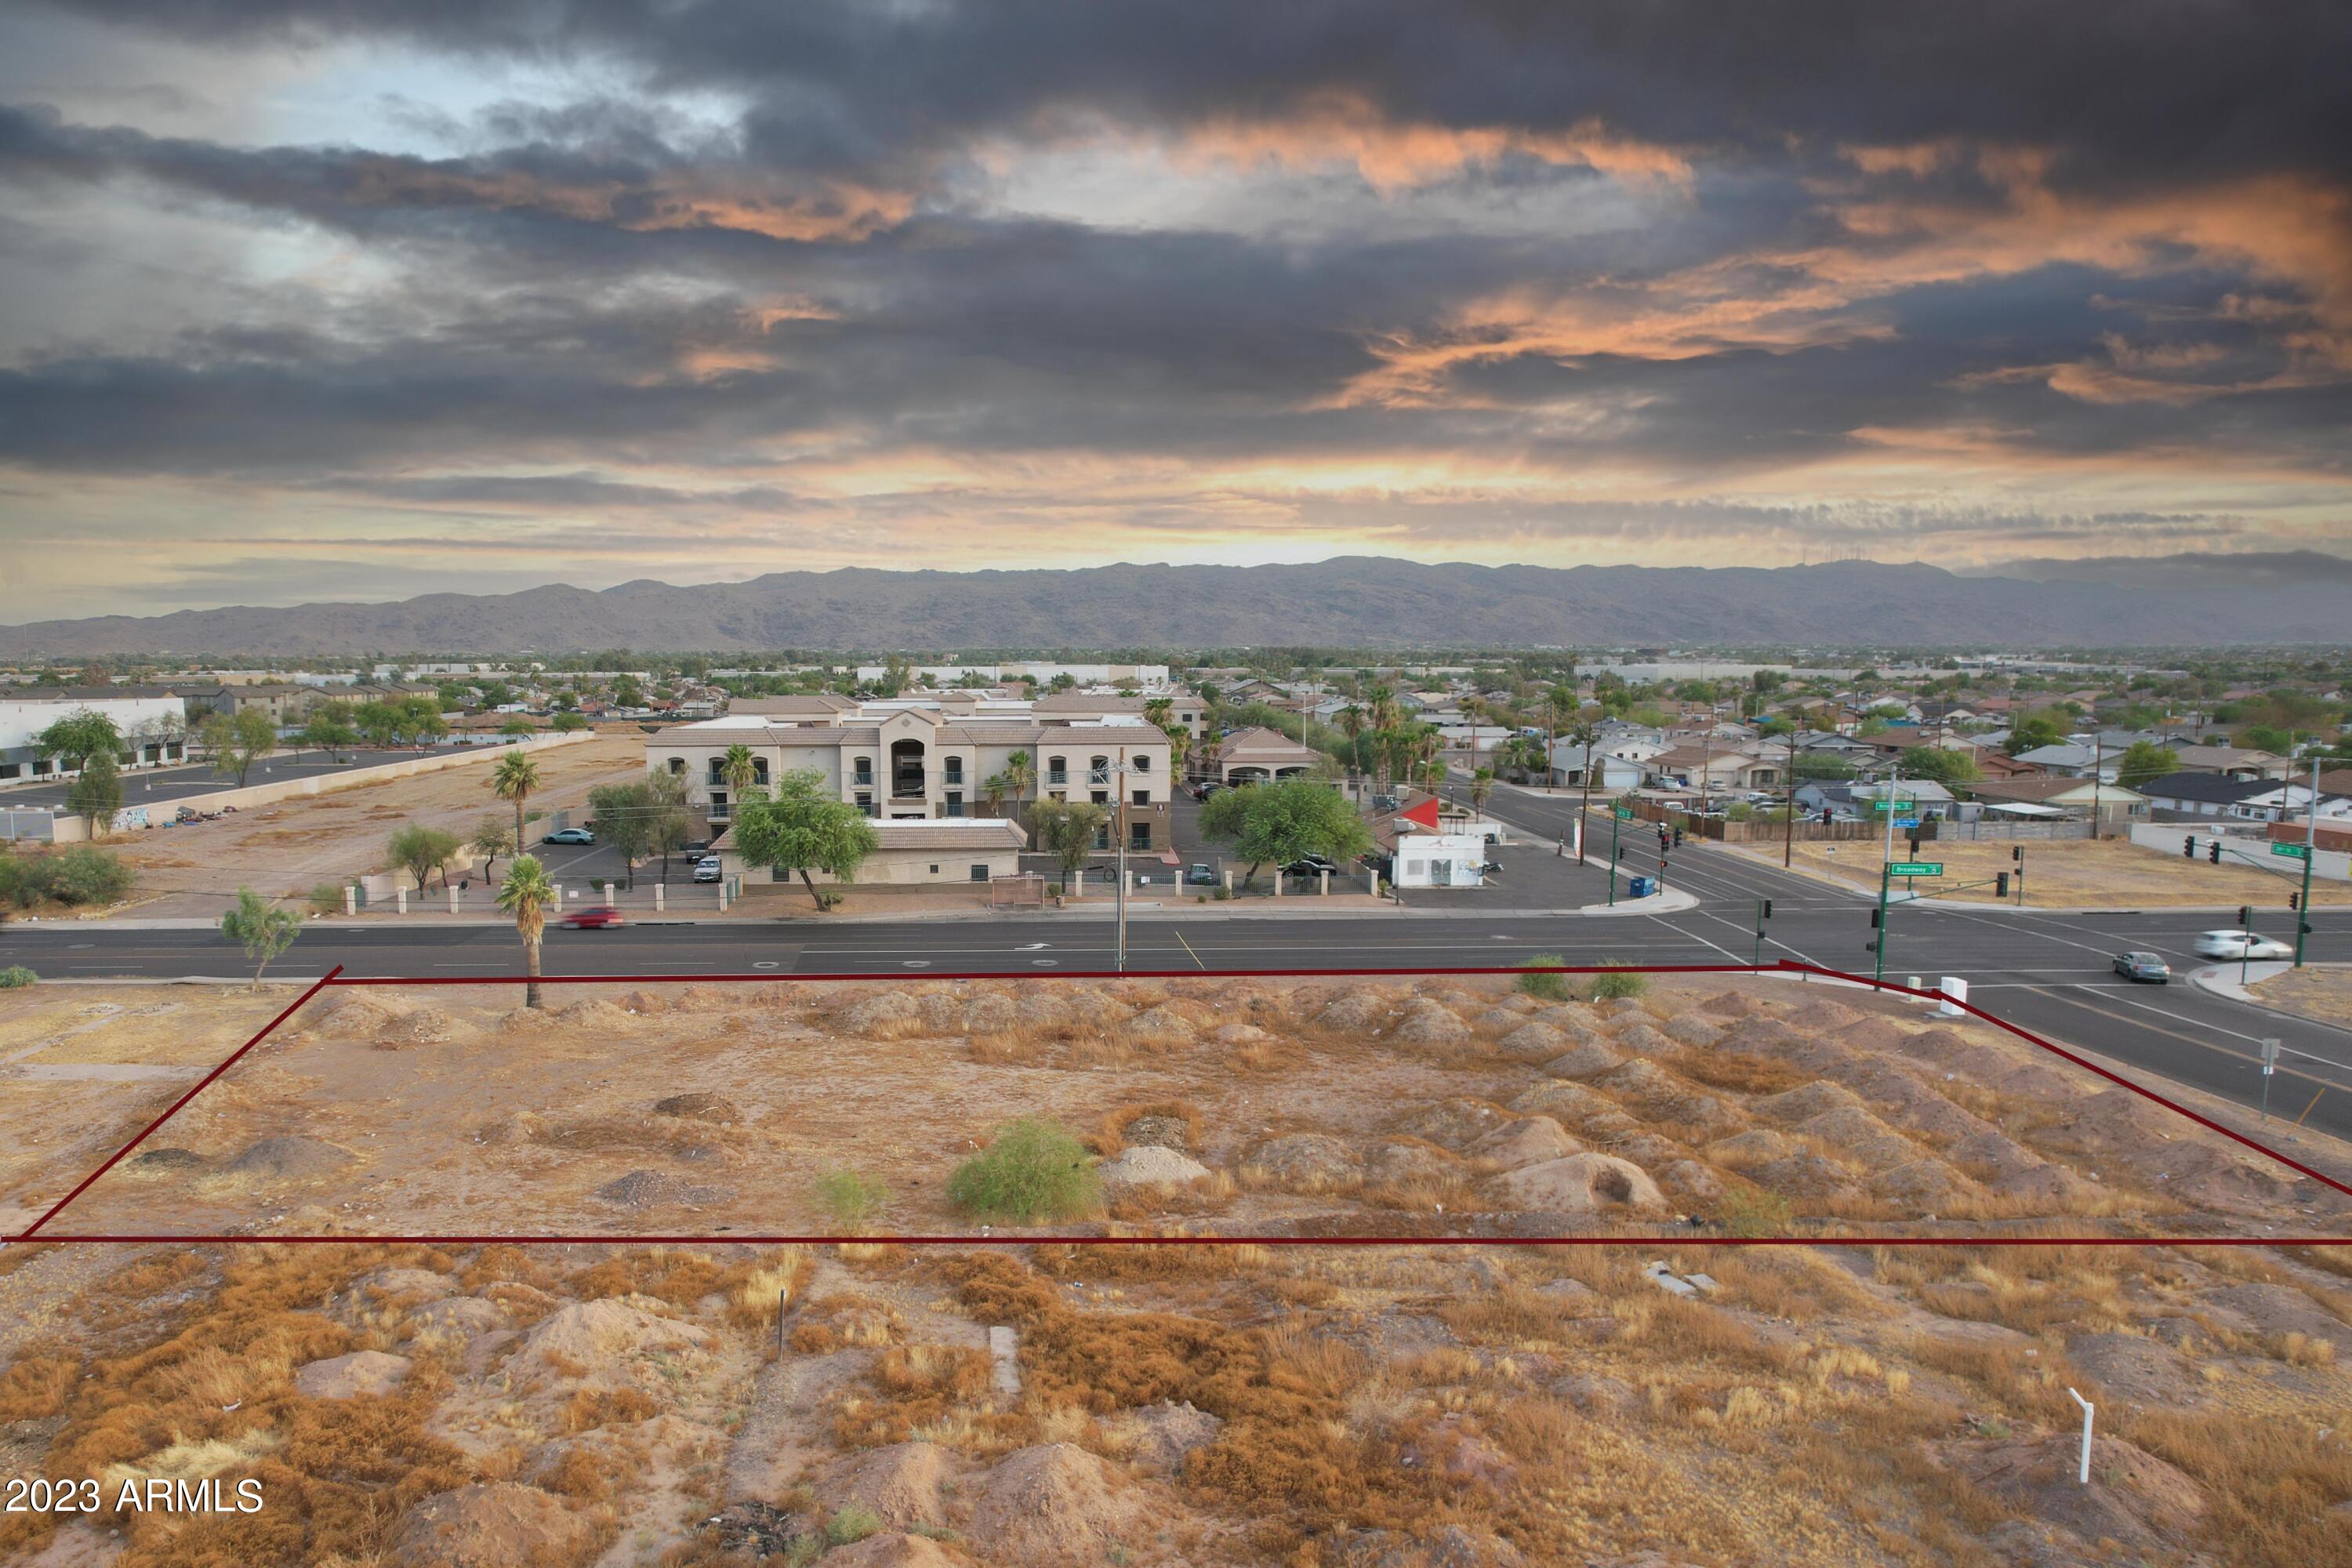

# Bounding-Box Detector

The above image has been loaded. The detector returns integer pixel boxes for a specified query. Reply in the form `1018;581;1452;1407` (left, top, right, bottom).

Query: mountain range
3;555;2344;657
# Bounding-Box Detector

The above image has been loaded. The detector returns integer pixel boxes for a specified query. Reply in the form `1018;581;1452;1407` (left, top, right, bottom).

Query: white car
692;855;724;884
2193;929;2293;961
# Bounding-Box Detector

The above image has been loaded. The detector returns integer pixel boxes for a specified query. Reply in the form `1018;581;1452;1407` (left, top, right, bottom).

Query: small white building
2;688;190;781
1387;831;1488;888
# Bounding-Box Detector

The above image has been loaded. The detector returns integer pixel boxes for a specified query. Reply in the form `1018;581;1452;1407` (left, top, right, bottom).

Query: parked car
2111;951;2172;984
561;906;625;929
1186;862;1218;886
2192;929;2293;961
692;856;724;884
1283;854;1341;877
681;838;712;854
542;826;596;845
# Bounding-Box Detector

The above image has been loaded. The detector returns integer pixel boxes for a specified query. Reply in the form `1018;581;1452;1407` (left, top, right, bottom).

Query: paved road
7;795;2349;1148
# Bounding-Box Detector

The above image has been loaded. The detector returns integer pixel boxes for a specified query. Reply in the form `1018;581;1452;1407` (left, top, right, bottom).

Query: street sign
1887;861;1943;877
1613;808;1634;820
2272;842;2310;860
1893;817;1920;829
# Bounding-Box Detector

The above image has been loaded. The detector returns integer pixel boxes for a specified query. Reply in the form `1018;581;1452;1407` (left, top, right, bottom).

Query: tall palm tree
1336;704;1365;781
1567;713;1601;863
982;772;1010;815
1470;767;1494;814
1165;728;1192;782
1547;683;1576;792
1003;749;1035;805
496;855;557;1010
490;750;540;854
1461;695;1486;776
721;743;760;811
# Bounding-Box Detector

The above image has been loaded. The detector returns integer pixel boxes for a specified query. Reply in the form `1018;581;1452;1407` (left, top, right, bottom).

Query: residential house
2135;771;2276;819
2164;744;2291;781
1641;746;1783;793
1200;726;1321;786
1369;794;1486;889
1965;775;2150;826
1795;779;1959;820
1546;739;1646;793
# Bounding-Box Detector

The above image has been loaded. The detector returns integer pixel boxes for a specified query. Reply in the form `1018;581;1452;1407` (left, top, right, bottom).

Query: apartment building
649;703;1173;852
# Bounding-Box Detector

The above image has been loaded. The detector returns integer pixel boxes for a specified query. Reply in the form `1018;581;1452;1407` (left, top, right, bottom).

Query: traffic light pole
1607;810;1620;907
2296;850;2314;969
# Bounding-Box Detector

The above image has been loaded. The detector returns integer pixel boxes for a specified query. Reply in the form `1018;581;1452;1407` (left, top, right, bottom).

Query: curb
2187;960;2352;1037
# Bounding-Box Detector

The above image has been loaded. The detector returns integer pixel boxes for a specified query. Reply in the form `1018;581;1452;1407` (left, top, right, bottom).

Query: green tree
1027;798;1109;889
354;700;404;748
1000;749;1035;806
470;815;517;878
496;855;557;1009
490;750;541;853
721;743;760;801
1198;778;1373;888
1470;766;1494;813
299;702;358;761
588;781;656;872
201;708;279;786
2005;710;2067;754
2114;741;2177;792
551;711;590;733
387;823;462;891
36;708;121;771
1897;746;1980;787
220;886;300;989
2240;724;2294;755
731;768;881;910
397;694;448;749
499;716;535;737
67;749;122;838
645;768;695;880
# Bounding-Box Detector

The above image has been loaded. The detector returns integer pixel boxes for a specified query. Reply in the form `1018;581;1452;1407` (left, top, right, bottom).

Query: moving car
692;855;724;884
2111;951;2171;984
2192;929;2293;961
561;906;625;929
542;826;596;845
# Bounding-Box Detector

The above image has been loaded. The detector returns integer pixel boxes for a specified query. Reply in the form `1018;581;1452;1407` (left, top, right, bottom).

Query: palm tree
720;743;760;815
490;751;541;855
1336;705;1365;783
1461;695;1486;775
1567;713;1600;863
496;855;557;1010
1002;749;1035;806
1547;683;1576;791
1165;728;1192;783
1471;767;1494;814
982;772;1010;815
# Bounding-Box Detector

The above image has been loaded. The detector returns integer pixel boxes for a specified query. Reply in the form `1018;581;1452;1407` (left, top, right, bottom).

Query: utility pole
1874;859;1892;985
1114;743;1129;974
1607;808;1621;908
2089;728;2104;841
1784;724;1799;868
2300;753;2321;968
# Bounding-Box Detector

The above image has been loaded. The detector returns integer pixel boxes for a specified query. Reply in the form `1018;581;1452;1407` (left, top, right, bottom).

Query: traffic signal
1995;871;2010;898
2289;892;2301;911
2238;905;2252;927
1671;826;1683;848
2210;840;2222;865
2011;844;2022;862
1759;899;1773;920
2183;835;2196;858
1869;909;1882;928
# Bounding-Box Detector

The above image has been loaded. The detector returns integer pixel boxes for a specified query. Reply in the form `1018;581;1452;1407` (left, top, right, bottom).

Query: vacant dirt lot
1737;835;2352;909
2250;966;2352;1030
96;736;648;920
48;973;2349;1243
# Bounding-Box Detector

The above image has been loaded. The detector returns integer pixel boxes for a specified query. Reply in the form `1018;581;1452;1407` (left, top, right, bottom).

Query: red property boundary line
9;960;2348;1248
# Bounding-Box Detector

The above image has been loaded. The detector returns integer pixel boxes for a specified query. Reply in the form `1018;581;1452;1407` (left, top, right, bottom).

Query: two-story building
648;706;1173;853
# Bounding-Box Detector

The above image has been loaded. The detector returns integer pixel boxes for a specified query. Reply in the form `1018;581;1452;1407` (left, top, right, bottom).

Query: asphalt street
6;792;2349;1148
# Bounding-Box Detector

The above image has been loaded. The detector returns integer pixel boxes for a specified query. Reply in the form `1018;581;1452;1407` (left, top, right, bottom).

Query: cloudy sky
2;2;2347;618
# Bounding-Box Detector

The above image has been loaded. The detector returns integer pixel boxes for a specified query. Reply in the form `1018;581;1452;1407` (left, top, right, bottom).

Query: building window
928;864;939;875
1092;823;1111;851
1089;756;1110;785
1131;788;1149;807
944;757;964;784
945;793;964;817
970;863;989;881
1133;754;1151;771
668;757;685;774
753;758;769;786
709;789;728;818
1130;822;1151;851
1047;756;1067;786
1091;790;1108;806
0;764;16;780
853;757;874;787
855;792;873;816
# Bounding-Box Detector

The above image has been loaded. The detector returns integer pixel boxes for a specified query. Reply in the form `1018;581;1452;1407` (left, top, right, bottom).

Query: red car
561;906;626;930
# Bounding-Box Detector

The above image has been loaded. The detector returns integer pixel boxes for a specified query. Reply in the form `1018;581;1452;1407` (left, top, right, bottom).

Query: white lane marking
2065;983;2352;1073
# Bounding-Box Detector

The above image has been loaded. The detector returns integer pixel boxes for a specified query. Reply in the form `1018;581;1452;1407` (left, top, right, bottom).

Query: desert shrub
824;1506;885;1547
812;1167;890;1232
1212;884;1232;900
1517;954;1570;1000
1718;1185;1794;1237
947;1117;1099;1222
307;882;343;913
0;966;35;988
0;844;134;909
1590;965;1648;1000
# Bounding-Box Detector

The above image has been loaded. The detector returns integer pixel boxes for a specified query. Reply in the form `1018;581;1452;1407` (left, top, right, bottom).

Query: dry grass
1753;834;2352;908
2116;1410;2352;1568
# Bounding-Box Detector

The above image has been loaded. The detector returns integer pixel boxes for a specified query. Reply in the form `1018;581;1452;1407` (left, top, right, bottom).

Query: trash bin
1628;875;1657;898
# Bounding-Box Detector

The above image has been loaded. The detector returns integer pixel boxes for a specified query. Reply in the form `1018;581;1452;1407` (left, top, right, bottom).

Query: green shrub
1516;954;1570;1000
1211;884;1232;901
0;845;136;909
811;1167;888;1232
947;1117;1099;1223
1590;965;1648;1000
823;1506;884;1548
1718;1185;1793;1238
307;882;344;913
0;966;36;988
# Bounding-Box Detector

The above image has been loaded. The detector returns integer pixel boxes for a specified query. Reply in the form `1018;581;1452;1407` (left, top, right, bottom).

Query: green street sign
1613;808;1634;820
2272;842;2310;860
1887;861;1943;877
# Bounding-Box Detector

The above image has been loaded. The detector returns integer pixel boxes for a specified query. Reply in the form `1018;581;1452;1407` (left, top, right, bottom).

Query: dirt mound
1795;1107;1922;1171
130;1146;205;1171
1784;1000;1865;1032
1541;1041;1624;1078
1495;1153;1667;1214
826;1534;958;1568
1248;1134;1363;1192
593;1170;735;1209
1706;1129;1798;1167
1394;1001;1473;1047
962;993;1020;1034
1098;1145;1212;1191
1119;1004;1199;1046
521;1298;710;1377
1367;1138;1462;1185
296;1349;412;1399
1661;1014;1722;1048
311;991;410;1036
495;1006;554;1034
390;1483;597;1568
1470;1116;1581;1169
842;991;924;1039
412;1297;507;1340
374;1006;474;1047
1875;1159;1986;1210
2065;1332;2214;1409
1534;1005;1604;1039
968;1443;1145;1564
1751;1081;1868;1122
1836;1017;1912;1053
1937;1434;2205;1558
618;989;670;1014
1510;1079;1617;1120
1121;1112;1193;1151
1472;1007;1526;1033
227;1136;354;1178
1496;1022;1566;1061
1209;1022;1273;1050
1610;1022;1675;1057
1660;1160;1726;1204
1698;991;1755;1018
826;1440;952;1527
1112;1401;1224;1474
1317;991;1396;1035
2205;1283;2352;1353
652;1091;741;1123
1396;1098;1512;1151
361;1267;454;1301
552;999;637;1030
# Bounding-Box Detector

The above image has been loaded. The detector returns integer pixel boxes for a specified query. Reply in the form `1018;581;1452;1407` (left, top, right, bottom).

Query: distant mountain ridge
3;556;2344;656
